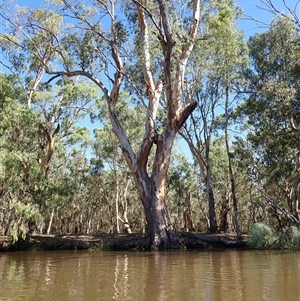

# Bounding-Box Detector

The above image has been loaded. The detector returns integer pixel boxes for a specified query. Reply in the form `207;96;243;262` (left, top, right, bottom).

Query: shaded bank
0;232;247;252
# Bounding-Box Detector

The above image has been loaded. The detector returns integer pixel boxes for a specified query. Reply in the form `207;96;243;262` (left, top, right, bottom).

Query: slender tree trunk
38;218;45;234
122;179;132;233
113;150;121;234
206;166;218;234
225;85;241;242
293;183;300;217
141;205;145;234
184;191;195;232
115;181;120;234
122;213;132;234
293;186;300;223
228;169;242;241
87;219;92;235
180;120;218;234
47;209;55;235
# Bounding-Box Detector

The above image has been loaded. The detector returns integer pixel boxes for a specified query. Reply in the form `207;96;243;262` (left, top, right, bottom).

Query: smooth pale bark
184;192;195;232
47;209;55;235
121;179;132;234
122;0;199;248
135;131;179;248
113;151;120;234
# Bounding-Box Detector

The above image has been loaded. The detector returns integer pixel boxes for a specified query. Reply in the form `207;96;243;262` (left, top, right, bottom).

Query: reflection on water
0;249;299;301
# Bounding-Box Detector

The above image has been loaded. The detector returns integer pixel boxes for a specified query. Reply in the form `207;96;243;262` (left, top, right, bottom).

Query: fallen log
178;232;247;249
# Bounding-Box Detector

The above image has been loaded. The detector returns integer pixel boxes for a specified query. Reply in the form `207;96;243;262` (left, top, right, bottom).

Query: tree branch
44;68;110;97
176;101;197;130
174;0;200;112
132;0;162;35
290;110;300;132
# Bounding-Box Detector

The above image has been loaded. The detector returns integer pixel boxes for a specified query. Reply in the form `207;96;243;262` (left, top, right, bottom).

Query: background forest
0;0;300;246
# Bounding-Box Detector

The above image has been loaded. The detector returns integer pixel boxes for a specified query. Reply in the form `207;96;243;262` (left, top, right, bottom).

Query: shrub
9;201;41;243
276;226;300;250
247;223;277;249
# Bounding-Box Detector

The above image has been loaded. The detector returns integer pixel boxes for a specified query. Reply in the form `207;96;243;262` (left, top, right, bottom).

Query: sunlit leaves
68;126;91;145
30;9;63;34
235;16;300;223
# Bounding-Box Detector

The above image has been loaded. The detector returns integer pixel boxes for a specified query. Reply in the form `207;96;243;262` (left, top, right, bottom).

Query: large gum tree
0;0;201;248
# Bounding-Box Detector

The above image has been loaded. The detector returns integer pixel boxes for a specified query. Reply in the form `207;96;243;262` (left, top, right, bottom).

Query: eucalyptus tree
0;36;98;238
1;0;203;248
179;0;226;234
210;0;248;240
239;16;300;228
0;73;43;238
0;72;94;238
208;137;233;231
167;152;199;231
0;74;98;237
90;91;144;232
179;0;248;235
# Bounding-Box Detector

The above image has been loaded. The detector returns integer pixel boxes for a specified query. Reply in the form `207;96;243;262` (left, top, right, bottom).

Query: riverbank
0;232;247;252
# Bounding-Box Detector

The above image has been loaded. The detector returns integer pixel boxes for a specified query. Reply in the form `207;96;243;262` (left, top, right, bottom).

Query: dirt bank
0;232;247;252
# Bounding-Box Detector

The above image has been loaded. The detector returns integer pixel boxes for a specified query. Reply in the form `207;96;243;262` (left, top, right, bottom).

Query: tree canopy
0;0;300;249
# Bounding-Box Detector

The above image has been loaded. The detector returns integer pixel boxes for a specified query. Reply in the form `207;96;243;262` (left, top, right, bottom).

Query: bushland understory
0;232;247;252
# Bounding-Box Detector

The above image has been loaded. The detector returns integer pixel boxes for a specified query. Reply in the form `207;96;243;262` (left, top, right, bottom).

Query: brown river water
0;249;299;301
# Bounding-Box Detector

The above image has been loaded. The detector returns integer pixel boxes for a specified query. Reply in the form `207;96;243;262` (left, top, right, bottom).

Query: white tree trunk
47;209;55;235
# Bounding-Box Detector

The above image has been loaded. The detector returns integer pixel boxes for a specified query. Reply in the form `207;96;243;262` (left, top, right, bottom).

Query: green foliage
114;21;129;45
0;72;97;238
31;9;62;33
1;0;300;242
0;73;25;106
247;223;277;249
235;16;300;230
248;224;300;250
68;127;91;145
275;227;300;250
10;201;42;243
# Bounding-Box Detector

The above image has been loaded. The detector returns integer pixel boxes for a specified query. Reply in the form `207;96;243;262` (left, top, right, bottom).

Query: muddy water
0;250;299;301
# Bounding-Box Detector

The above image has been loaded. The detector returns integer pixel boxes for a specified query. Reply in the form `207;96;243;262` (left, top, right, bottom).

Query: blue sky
8;0;297;38
237;0;299;37
2;0;298;158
